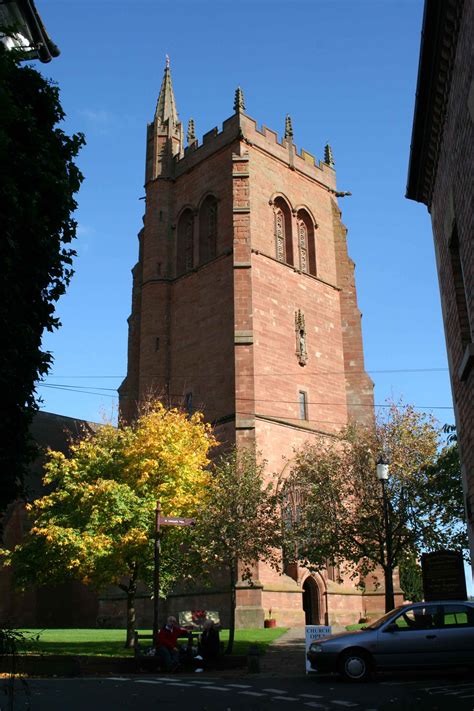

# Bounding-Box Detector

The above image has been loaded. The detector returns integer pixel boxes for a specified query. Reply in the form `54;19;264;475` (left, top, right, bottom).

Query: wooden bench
133;630;199;672
133;612;221;671
133;632;157;672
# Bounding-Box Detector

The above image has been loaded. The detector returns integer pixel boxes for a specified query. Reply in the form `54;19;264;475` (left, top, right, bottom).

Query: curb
0;654;248;677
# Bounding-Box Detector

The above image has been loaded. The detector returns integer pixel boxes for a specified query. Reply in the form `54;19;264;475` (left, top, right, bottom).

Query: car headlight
309;643;324;653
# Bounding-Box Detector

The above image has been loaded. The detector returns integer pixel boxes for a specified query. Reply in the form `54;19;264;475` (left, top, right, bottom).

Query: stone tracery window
177;208;194;276
275;207;285;262
273;197;293;266
297;208;316;276
298;219;308;273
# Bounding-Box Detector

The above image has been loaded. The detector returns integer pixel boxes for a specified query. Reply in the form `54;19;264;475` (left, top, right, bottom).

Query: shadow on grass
15;627;288;658
17;641;132;657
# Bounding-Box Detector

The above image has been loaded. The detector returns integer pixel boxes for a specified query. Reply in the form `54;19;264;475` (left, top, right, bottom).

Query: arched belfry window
199;195;218;264
297;209;316;276
177;209;194;276
273;197;293;266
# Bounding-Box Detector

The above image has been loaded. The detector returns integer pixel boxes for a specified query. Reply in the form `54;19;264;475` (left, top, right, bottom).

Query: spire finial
324;142;335;167
155;58;179;125
187;118;196;144
284;114;293;140
234;86;245;113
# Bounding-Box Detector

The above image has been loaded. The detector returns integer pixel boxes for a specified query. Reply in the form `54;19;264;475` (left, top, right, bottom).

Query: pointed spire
155;56;179;126
187;118;196;144
324;142;335;167
234;86;245;113
284;114;293;140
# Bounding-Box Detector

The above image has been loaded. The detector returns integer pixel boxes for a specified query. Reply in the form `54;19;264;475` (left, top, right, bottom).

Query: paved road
2;671;473;710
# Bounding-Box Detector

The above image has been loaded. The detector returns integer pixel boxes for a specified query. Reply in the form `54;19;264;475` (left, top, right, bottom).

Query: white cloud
79;108;113;125
76;224;95;237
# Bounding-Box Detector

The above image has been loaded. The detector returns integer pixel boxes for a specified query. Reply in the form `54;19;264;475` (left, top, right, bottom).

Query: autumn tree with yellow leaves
2;402;216;647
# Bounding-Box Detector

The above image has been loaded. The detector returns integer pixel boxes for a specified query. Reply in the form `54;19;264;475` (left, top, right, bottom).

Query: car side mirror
384;623;398;633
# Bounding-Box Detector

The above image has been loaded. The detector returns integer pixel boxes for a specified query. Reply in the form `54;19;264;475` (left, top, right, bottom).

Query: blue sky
36;0;453;431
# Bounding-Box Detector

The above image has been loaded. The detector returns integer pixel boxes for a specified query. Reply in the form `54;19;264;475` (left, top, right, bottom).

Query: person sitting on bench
194;619;220;672
156;616;189;672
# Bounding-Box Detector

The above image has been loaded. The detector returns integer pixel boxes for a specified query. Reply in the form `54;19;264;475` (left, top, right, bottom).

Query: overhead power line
37;383;454;410
45;367;449;379
39;384;117;399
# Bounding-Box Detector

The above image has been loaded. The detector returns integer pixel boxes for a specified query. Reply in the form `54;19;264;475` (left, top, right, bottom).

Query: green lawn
345;623;366;631
16;627;287;657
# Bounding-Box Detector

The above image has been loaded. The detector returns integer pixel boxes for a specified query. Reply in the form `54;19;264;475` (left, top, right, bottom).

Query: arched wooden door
302;576;321;624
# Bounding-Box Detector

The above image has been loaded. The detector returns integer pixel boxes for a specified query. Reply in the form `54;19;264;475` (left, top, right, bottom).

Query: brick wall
426;1;474;561
119;97;377;626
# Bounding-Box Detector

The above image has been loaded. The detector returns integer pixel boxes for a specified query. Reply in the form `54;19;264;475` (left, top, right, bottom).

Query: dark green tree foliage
421;439;466;531
191;449;281;654
0;46;84;512
398;550;423;602
283;406;469;611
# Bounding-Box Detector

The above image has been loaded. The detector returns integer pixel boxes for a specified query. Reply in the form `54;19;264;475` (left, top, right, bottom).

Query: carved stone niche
295;309;308;366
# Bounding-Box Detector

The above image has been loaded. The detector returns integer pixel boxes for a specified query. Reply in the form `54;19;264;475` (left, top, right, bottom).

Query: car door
434;603;474;666
375;604;442;668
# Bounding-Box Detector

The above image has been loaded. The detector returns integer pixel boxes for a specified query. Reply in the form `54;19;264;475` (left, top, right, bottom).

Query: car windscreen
364;606;405;630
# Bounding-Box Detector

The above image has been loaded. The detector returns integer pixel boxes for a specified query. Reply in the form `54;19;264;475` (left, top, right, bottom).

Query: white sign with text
305;625;332;673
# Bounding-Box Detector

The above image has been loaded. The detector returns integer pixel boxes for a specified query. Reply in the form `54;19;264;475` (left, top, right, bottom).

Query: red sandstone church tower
120;61;375;626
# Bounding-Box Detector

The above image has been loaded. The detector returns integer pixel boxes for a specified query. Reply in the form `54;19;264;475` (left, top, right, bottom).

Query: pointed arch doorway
302;576;322;625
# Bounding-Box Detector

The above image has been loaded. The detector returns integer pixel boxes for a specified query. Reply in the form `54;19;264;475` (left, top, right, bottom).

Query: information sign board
159;516;195;527
305;625;332;673
421;550;467;601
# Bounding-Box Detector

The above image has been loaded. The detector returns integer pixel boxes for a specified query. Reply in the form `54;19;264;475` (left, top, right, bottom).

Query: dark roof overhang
406;0;464;206
1;0;60;62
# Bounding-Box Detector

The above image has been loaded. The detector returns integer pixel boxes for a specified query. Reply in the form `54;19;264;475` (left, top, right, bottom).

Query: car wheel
339;650;372;682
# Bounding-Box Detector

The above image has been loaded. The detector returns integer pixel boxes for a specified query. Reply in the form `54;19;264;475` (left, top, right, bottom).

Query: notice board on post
305;625;332;673
421;550;467;601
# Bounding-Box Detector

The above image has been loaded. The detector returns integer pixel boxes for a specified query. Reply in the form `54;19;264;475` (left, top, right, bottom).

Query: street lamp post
376;456;395;613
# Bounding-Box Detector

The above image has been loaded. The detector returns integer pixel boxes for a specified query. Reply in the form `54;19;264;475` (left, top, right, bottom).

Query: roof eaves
406;0;464;206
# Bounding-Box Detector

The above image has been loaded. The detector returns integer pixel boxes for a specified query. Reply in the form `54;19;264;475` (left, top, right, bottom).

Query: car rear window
441;604;474;628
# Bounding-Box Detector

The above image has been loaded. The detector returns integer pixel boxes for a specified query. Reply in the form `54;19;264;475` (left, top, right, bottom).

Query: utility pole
153;501;161;641
152;502;195;641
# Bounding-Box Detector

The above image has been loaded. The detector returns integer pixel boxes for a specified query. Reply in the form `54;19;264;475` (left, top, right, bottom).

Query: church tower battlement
119;61;376;627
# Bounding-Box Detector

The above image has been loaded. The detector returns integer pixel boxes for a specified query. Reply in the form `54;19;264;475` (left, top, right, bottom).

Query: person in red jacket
155;616;189;672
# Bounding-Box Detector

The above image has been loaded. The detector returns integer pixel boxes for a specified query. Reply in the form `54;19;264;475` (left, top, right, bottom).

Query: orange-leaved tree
1;401;216;647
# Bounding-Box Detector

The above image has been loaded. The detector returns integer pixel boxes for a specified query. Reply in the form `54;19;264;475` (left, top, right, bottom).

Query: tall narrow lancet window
298;219;308;273
177;209;194;276
199;195;218;264
273;197;293;266
297;209;316;276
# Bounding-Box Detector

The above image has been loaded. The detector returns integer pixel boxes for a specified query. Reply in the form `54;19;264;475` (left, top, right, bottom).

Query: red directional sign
158;516;195;527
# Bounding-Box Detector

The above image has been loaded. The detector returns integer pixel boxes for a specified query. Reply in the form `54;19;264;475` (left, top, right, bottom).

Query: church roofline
169;110;337;191
406;0;464;206
148;72;337;190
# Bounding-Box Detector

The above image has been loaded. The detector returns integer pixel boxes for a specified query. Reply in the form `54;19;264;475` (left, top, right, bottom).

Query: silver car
307;600;474;682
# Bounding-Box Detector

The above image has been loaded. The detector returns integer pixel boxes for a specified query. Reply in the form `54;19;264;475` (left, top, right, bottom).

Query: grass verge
345;623;367;630
17;627;288;657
